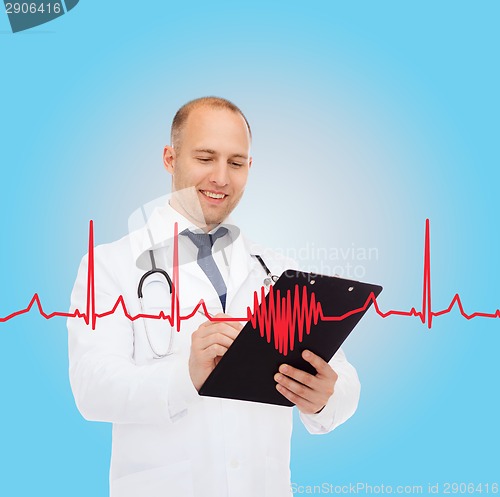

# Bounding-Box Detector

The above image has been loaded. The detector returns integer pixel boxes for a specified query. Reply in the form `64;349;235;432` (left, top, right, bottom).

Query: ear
248;156;253;169
163;145;176;174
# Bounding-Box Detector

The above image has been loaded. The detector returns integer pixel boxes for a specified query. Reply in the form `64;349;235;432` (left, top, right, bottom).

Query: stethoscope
137;249;278;359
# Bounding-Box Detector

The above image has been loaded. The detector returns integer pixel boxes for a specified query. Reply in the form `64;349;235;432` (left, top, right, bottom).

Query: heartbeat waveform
1;220;499;351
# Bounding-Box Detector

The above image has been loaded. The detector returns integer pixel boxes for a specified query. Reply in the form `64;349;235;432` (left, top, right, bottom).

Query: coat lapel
226;234;267;312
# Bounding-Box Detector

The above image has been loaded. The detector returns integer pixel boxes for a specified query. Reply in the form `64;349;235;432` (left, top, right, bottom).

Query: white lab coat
67;203;361;497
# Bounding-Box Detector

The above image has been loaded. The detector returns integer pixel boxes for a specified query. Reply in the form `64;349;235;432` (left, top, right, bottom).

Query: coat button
229;458;239;469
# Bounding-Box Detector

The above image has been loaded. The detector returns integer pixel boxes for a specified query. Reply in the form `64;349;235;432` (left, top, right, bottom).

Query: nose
209;160;229;186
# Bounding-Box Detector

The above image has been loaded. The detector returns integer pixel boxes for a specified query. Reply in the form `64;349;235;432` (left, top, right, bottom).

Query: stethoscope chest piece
253;254;279;289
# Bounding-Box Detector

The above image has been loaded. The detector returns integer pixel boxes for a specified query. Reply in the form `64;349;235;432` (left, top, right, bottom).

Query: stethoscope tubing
137;250;276;359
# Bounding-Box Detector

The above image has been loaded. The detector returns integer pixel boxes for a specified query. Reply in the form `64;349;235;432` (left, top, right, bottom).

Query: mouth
199;190;227;202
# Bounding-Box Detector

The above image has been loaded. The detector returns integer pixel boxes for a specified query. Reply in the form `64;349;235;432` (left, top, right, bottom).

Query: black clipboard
199;270;382;406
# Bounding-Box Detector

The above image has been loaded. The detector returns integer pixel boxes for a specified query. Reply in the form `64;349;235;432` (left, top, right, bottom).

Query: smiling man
68;97;361;497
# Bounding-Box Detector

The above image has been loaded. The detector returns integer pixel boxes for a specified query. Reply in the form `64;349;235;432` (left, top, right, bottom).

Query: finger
211;322;241;340
275;384;318;413
199;331;236;351
203;343;229;360
196;322;241;340
226;319;244;332
274;372;319;404
277;364;319;390
301;350;333;376
198;318;212;329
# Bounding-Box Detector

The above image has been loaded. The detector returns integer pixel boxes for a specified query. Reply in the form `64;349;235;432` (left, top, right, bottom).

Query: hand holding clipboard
199;271;383;407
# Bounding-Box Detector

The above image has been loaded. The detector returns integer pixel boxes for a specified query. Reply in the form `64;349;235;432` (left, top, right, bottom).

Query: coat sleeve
299;347;360;434
67;246;201;426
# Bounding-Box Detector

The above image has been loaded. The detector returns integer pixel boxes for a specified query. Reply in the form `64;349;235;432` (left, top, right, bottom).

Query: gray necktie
181;227;228;311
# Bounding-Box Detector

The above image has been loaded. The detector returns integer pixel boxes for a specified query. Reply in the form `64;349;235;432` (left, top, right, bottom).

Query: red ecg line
1;219;499;350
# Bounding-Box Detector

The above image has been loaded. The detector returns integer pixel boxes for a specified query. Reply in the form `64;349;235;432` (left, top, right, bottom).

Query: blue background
1;1;498;495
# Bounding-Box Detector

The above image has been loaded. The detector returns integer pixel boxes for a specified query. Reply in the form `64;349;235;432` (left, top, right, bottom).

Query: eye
197;157;212;163
231;162;244;167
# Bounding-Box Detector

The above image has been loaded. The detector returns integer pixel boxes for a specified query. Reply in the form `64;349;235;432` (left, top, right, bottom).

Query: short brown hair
170;96;252;149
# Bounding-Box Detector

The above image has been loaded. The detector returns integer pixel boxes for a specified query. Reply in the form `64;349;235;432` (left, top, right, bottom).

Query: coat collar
130;202;241;269
129;202;266;309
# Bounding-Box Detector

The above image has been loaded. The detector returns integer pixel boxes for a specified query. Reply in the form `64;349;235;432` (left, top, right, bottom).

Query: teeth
202;190;225;199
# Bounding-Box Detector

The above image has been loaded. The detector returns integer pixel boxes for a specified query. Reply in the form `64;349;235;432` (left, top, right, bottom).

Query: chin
203;213;226;227
202;208;228;225
205;218;225;228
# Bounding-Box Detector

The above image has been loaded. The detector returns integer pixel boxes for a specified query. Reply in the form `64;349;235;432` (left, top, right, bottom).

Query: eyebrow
193;148;217;155
193;149;248;160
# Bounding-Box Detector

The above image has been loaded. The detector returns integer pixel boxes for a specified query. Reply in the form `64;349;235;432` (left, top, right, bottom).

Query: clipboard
199;270;383;406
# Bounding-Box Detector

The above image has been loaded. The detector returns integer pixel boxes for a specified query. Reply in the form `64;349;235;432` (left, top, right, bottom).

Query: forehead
180;106;251;151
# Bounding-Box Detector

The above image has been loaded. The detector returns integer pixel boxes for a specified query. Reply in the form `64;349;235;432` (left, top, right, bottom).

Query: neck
168;198;217;233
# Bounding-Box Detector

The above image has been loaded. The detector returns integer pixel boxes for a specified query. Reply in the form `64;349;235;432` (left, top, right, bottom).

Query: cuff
299;389;338;434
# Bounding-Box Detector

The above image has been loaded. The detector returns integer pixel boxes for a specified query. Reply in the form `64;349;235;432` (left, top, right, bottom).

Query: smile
200;190;227;199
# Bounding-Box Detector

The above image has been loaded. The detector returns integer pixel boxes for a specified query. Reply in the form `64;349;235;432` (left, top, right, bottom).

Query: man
68;97;360;497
